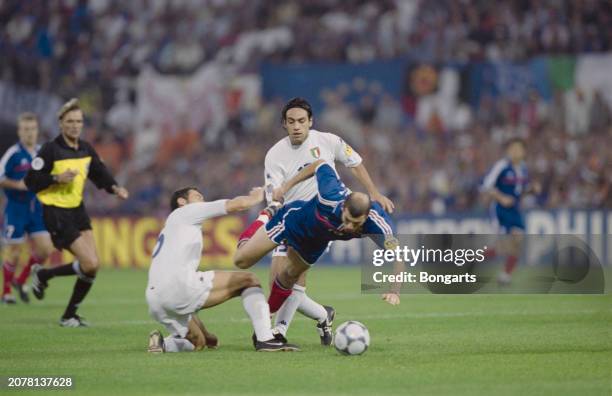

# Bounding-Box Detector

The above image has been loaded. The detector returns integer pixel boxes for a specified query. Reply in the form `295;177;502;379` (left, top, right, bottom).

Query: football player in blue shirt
0;113;54;304
481;138;540;285
234;159;400;326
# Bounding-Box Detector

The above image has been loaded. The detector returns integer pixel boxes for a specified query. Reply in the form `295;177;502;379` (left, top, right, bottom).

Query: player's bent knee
7;246;21;263
80;256;100;274
35;247;53;261
242;272;260;289
234;255;253;270
285;263;306;280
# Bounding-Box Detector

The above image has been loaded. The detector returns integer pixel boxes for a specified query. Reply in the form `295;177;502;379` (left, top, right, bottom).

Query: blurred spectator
357;96;377;126
320;90;363;146
374;95;403;131
564;88;593;135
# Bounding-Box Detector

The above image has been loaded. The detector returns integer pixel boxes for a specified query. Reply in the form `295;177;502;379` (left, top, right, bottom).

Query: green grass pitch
1;267;610;395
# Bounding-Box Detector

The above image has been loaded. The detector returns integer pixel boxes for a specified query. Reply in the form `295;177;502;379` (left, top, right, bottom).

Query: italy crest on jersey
310;147;321;158
344;143;353;157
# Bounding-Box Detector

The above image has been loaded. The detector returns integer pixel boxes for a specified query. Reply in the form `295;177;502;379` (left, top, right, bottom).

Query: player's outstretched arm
0;178;27;191
349;163;395;213
226;187;265;213
86;142;129;199
363;204;401;305
272;159;325;201
111;185;129;200
376;237;403;306
382;256;405;306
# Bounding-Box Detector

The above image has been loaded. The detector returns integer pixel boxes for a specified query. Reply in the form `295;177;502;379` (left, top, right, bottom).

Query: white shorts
146;270;215;337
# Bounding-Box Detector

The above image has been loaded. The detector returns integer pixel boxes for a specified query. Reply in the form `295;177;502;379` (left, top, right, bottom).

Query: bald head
340;192;371;233
345;192;371;217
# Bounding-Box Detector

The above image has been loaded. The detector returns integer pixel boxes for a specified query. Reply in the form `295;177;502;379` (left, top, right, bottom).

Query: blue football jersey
312;163;395;239
266;163;396;263
482;158;528;210
0;143;39;203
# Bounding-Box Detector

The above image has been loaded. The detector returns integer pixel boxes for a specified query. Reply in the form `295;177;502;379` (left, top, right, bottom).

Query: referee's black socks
62;262;96;319
41;261;79;280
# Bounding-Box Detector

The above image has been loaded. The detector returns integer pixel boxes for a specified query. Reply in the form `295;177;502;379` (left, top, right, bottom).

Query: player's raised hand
55;169;78;183
382;293;400;305
112;185;129;200
371;192;395;213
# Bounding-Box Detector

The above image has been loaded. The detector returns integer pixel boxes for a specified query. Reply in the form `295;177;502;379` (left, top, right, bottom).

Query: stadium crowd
0;0;610;215
83;85;611;216
3;0;611;86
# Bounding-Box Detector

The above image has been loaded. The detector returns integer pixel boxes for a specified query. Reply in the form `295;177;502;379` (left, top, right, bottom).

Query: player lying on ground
0;112;54;304
146;186;299;353
263;97;395;345
234;160;400;340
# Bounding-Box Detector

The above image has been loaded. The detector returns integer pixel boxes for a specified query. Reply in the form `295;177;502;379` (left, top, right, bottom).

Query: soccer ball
333;321;370;355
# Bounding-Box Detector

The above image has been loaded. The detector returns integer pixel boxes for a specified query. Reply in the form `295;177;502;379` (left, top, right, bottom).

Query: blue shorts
2;199;47;244
265;202;328;265
493;206;525;234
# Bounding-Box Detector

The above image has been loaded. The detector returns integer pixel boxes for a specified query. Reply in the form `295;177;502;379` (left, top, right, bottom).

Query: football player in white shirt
146;186;298;353
264;97;395;345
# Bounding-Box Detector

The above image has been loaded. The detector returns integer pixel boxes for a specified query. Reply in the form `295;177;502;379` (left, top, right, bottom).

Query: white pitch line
98;309;611;327
30;292;612;307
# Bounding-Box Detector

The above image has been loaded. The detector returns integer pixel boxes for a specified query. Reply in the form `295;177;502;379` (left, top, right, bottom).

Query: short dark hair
281;97;313;122
505;137;526;149
170;186;199;211
18;112;38;124
344;192;372;218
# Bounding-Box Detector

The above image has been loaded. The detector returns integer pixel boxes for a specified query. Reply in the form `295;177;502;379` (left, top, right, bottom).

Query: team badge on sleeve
310;147;321;159
344;144;354;157
31;157;44;170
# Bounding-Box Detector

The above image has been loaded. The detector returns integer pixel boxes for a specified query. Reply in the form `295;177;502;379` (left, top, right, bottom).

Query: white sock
242;286;274;342
164;336;195;352
297;286;328;322
274;285;305;336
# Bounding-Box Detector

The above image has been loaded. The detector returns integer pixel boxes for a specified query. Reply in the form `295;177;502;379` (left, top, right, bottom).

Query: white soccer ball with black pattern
333;321;370;355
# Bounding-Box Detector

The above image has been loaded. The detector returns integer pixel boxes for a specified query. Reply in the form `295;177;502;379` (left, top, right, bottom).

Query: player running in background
234;160;400;326
146;186;298;353
25;99;129;326
481;138;540;285
264;97;395;345
0;113;54;304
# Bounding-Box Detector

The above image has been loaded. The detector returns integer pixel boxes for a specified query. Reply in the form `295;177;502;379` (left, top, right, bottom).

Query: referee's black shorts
42;204;92;250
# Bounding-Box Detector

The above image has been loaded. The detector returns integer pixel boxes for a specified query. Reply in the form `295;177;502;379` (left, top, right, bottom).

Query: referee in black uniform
25;98;129;327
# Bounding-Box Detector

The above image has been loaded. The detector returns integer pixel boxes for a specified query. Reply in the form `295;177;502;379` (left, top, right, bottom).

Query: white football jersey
264;129;362;204
146;200;227;297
